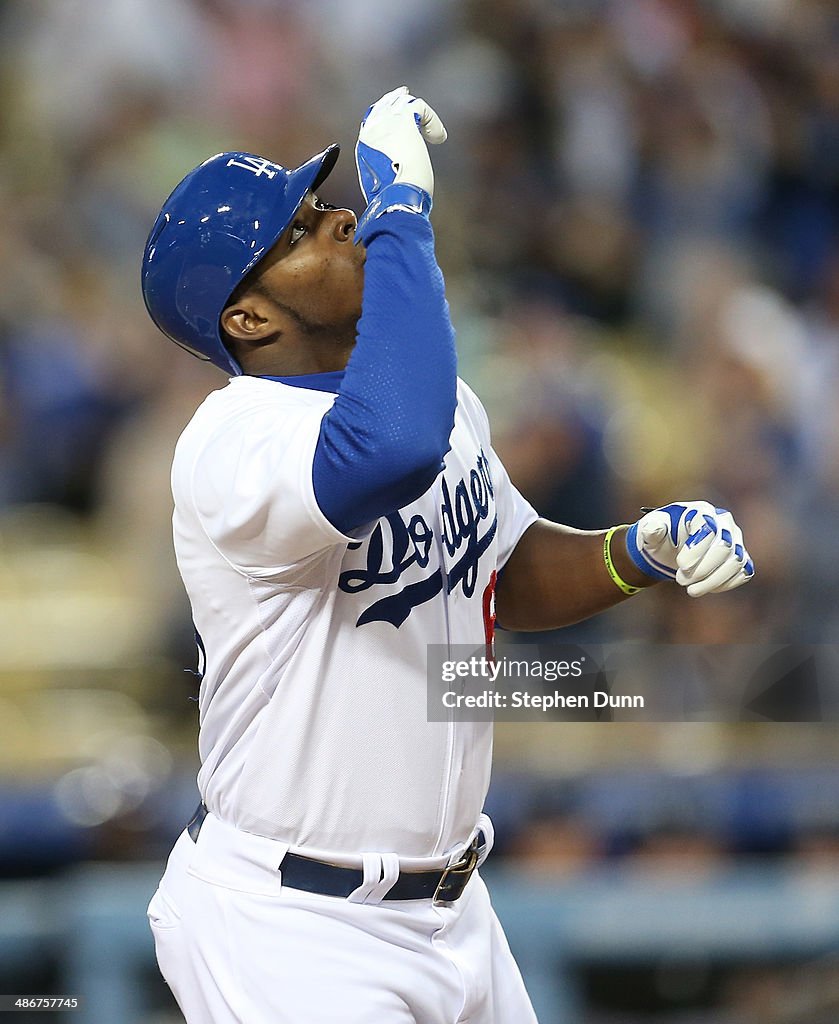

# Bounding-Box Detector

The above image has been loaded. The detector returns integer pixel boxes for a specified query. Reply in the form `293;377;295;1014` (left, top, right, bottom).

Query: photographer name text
440;689;644;710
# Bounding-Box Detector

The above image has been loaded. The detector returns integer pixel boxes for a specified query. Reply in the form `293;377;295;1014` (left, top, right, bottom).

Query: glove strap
356;183;432;242
625;521;675;581
603;526;643;596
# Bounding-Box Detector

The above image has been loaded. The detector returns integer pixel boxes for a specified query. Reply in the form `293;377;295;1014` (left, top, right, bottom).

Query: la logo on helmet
226;156;281;179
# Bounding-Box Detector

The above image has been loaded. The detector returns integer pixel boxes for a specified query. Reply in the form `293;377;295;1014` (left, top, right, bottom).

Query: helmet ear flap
181;263;236;336
141;145;340;374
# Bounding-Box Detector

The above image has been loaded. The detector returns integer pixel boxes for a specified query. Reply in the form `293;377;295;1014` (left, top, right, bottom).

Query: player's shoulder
455;376;492;436
456;376;476;400
175;377;333;459
191;375;331;422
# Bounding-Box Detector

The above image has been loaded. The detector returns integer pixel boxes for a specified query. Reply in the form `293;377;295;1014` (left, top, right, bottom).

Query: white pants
148;813;538;1023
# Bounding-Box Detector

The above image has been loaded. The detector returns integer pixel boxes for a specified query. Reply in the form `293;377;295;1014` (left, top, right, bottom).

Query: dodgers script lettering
338;449;498;627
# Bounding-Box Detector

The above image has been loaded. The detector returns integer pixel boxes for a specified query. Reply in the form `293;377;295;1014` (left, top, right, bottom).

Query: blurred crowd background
1;0;838;1020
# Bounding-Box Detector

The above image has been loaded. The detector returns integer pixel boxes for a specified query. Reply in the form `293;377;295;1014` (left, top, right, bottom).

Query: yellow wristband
603;525;642;596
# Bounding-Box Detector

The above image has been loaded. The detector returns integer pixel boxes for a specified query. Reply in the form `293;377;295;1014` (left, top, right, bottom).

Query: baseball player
141;87;754;1023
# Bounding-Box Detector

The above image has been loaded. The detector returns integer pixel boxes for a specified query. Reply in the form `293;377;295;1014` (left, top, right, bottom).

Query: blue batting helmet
141;145;340;375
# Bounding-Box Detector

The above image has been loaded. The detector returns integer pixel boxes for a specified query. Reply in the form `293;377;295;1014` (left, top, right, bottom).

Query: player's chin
351;260;365;305
335;253;365;313
337;278;364;327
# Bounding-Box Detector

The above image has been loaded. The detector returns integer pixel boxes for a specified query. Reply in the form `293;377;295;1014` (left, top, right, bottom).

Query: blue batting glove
354;86;446;238
626;501;755;597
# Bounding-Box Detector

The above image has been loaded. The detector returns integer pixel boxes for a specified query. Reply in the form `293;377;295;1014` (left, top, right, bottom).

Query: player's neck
239;337;355;376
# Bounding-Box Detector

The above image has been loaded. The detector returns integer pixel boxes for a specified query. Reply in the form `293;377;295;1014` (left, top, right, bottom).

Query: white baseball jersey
171;374;537;861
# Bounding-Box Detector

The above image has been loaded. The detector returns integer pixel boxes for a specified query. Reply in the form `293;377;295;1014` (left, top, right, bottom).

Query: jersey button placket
431;475;457;856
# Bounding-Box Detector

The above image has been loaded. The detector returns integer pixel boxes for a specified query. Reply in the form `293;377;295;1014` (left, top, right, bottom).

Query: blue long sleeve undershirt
301;211;457;534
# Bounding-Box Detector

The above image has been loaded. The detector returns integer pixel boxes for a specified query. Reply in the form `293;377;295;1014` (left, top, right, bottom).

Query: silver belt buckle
433;844;479;906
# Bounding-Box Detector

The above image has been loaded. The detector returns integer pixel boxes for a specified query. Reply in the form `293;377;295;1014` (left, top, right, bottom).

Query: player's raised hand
626;501;755;597
355;86;446;212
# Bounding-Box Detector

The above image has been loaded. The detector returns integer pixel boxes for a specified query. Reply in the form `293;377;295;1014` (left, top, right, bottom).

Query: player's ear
220;298;275;344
